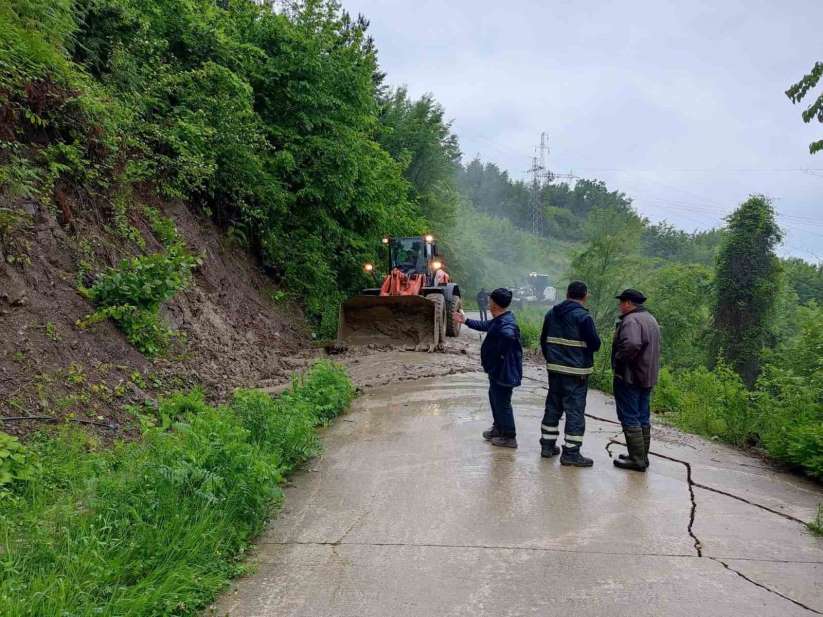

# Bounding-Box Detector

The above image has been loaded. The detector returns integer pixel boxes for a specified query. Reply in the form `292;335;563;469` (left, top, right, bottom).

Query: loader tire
445;294;462;337
424;293;446;347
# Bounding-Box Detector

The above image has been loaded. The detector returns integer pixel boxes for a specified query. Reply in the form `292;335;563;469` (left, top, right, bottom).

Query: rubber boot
540;439;560;458
614;427;647;472
618;425;651;467
642;424;651;467
483;424;501;441
560;446;593;467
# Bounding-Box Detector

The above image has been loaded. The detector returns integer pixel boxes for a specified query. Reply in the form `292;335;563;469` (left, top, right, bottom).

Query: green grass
512;305;546;351
809;504;823;536
0;360;354;617
654;365;823;480
806;503;823;536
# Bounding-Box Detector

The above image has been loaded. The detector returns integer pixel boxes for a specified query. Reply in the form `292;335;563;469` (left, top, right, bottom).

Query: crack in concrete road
260;540;823;565
693;481;808;525
521;375;819;614
606;439;703;557
263;539;696;558
606;438;822;613
523;376;808;527
709;557;823;615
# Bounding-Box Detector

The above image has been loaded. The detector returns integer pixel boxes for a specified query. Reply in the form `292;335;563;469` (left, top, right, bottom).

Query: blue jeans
542;372;588;449
488;378;516;437
613;377;652;428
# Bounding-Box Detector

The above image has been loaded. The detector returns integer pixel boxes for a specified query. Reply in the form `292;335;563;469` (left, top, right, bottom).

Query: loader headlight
431;260;442;271
364;263;374;272
424;234;434;243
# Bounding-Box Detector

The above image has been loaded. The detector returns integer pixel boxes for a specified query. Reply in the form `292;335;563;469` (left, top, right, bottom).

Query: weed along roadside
0;361;355;617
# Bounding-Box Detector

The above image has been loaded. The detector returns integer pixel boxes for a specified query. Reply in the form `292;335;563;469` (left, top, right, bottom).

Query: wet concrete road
215;333;823;616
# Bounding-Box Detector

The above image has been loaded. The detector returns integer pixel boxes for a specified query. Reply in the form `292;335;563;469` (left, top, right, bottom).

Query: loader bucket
337;294;442;349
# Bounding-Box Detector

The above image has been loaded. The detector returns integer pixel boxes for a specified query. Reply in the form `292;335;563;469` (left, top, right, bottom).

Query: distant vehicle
512;273;557;309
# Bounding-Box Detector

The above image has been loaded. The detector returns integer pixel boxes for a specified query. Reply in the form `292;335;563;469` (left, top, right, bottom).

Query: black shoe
491;436;518;449
540;441;560;458
614;427;647;472
618;425;651;467
482;425;501;441
560;446;593;467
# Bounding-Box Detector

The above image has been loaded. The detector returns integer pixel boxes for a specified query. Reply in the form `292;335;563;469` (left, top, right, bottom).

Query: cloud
346;0;823;259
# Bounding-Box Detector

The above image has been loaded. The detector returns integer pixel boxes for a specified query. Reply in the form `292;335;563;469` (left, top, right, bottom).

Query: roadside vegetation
1;0;820;610
519;196;823;480
0;361;354;617
809;504;823;536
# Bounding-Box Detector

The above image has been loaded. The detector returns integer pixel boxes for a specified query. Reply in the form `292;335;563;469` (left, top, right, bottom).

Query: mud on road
215;317;823;617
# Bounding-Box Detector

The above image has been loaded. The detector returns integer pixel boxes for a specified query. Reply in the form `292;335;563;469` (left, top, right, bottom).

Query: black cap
615;289;647;304
490;287;513;308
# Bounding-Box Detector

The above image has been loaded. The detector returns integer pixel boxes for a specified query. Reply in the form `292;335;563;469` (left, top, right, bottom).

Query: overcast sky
342;0;823;261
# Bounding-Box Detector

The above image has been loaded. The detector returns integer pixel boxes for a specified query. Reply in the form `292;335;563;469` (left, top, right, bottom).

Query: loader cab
388;236;438;276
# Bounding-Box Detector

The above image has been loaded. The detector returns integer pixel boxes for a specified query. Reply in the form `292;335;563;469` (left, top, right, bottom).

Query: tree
377;88;461;231
782;257;823;305
640;263;714;369
569;206;644;333
712;195;783;387
786;61;823;155
641;222;723;265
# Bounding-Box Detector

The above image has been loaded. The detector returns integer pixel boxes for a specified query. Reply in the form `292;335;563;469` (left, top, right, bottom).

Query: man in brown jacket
611;289;661;472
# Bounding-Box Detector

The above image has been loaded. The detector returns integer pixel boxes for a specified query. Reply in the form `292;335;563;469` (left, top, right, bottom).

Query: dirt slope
0;196;310;439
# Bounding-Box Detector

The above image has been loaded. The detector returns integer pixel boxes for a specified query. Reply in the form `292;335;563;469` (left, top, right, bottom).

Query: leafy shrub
289;360;356;425
80;228;200;356
231;360;355;469
653;362;823;479
753;366;823;478
231;389;319;471
513;305;544;351
656;364;753;445
0;432;38;489
809;504;823;537
0;360;354;616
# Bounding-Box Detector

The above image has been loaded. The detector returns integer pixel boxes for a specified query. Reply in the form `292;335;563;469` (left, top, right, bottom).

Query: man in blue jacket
454;288;523;448
539;281;601;467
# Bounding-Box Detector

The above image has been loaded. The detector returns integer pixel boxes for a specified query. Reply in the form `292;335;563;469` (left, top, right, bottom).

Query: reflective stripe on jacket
541;300;600;376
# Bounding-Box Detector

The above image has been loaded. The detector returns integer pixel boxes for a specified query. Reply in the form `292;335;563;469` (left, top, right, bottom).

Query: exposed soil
338;295;442;349
336;339;479;391
0;194;310;440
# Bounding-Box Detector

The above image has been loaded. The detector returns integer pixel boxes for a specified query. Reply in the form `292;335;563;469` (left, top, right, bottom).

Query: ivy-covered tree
786;61;823;155
712;195;783;387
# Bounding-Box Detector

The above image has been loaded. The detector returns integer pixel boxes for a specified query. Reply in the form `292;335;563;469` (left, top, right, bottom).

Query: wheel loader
337;235;463;349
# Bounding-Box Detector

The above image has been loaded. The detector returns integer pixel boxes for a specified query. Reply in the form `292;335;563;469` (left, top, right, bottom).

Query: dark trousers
479;307;488;321
541;372;588;449
613;377;651;428
488;378;516;437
